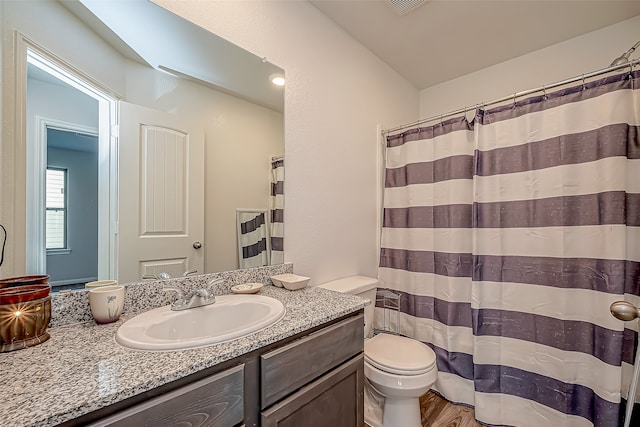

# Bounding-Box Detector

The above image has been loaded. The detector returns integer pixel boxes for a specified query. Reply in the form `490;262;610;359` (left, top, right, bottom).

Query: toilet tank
318;276;378;338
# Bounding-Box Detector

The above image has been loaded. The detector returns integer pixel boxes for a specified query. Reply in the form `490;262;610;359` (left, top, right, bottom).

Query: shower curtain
237;210;269;268
378;69;640;427
270;156;284;265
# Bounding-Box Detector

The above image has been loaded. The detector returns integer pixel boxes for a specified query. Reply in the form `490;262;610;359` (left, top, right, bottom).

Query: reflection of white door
118;102;204;283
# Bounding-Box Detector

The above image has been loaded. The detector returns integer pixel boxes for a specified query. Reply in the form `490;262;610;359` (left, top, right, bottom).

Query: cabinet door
261;354;364;427
261;314;364;408
90;364;244;427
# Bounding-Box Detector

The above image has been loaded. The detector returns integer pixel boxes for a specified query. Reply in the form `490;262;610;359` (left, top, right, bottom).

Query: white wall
2;0;127;94
419;15;640;119
27;78;99;132
154;0;420;285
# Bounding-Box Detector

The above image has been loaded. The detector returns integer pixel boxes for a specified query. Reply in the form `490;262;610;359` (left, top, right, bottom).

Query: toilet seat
365;333;436;376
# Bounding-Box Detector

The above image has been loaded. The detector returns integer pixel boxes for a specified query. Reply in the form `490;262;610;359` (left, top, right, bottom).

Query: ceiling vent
385;0;429;16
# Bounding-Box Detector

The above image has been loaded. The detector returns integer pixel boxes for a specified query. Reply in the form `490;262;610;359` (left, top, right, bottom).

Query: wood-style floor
420;391;483;427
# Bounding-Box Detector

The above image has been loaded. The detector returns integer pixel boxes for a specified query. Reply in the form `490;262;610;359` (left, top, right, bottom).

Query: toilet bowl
364;333;437;427
318;276;438;427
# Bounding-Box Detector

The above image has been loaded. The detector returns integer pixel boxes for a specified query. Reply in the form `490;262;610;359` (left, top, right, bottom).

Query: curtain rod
382;58;640;136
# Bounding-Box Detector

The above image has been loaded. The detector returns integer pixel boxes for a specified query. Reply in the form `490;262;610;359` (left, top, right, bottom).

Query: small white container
271;274;310;291
270;276;284;287
89;285;125;324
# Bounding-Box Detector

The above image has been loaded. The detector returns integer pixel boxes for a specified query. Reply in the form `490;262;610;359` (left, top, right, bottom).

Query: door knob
193;241;202;249
611;301;640;321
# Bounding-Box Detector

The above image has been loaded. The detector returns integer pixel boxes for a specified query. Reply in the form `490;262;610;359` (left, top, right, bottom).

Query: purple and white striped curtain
378;69;640;426
270;156;284;265
238;210;269;268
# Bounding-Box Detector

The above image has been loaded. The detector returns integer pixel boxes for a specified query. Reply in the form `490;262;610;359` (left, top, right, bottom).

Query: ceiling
55;1;640;99
310;0;640;90
58;0;284;112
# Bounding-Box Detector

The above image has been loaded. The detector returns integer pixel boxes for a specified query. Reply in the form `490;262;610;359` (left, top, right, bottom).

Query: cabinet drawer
260;313;363;409
90;364;244;427
261;354;364;427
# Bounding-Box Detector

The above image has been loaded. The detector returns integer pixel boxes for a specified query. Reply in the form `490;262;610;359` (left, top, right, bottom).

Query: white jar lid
365;333;436;375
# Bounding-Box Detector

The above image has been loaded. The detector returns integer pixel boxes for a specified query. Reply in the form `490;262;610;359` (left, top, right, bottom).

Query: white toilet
319;276;438;427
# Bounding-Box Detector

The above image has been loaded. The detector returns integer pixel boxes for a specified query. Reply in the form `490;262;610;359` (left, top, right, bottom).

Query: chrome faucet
163;285;186;307
163;277;224;311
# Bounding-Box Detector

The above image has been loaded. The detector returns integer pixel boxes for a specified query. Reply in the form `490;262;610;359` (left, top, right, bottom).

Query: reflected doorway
25;45;118;289
45;128;99;289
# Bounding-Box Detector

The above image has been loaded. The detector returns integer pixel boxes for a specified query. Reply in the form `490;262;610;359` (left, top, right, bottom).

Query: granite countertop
1;286;367;427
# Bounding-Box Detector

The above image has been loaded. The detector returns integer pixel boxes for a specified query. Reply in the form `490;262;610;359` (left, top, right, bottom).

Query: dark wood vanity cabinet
260;314;364;408
260;314;364;427
90;364;245;427
79;311;364;427
261;354;364;427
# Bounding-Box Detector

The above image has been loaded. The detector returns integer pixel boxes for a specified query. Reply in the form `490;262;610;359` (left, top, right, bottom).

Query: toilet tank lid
318;275;378;294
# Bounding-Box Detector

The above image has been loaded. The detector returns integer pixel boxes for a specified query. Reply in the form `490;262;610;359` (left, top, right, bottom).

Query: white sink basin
115;294;285;351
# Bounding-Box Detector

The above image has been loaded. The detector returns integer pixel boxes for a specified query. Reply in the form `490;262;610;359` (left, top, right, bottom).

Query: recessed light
270;74;285;87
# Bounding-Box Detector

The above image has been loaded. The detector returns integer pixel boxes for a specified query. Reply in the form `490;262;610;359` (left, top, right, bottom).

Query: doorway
44;127;99;289
24;43;118;287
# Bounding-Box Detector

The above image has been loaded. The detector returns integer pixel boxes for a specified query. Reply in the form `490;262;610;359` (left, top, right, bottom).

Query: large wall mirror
1;0;284;289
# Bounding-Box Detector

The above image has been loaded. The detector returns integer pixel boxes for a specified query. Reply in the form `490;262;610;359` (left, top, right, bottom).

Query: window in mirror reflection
45;168;67;250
